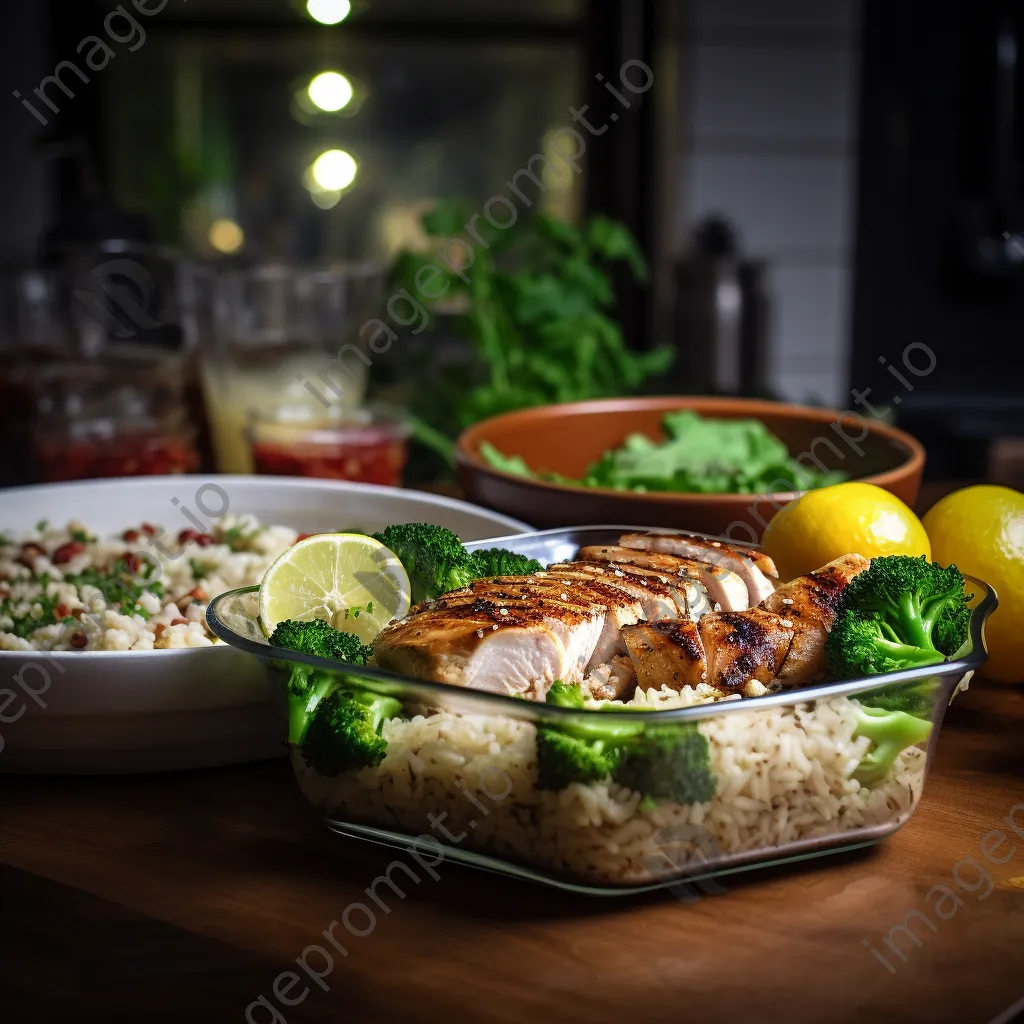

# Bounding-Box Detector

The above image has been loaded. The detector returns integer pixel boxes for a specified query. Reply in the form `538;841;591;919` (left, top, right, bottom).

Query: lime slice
259;533;411;642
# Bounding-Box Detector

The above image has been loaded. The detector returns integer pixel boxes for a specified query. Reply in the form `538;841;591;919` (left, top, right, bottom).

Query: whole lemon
923;485;1024;683
761;481;931;581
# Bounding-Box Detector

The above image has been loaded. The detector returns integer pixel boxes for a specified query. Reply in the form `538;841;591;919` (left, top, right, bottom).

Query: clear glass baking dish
207;527;998;895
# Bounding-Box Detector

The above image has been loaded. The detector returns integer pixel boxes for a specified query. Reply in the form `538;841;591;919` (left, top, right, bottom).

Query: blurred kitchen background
1;0;1022;488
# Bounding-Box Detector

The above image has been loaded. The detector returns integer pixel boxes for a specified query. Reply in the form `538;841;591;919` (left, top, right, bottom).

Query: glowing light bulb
310;149;357;191
208;218;244;254
306;0;351;26
307;71;354;112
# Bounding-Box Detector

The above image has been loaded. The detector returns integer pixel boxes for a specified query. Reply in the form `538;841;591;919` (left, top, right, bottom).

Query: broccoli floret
825;555;971;679
300;686;402;776
616;724;716;805
535;682;714;803
269;618;373;663
372;523;476;603
536;728;623;789
851;702;933;784
469;547;543;578
269;619;374;745
827;609;949;676
535;681;640;790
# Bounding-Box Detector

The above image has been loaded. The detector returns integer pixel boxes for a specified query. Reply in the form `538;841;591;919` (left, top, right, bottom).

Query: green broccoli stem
287;672;337;747
870;637;947;669
853;704;934;784
895;591;935;651
356;691;402;734
919;591;961;640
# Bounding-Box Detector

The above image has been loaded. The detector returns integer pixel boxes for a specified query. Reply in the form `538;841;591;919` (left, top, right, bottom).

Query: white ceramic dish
0;475;529;775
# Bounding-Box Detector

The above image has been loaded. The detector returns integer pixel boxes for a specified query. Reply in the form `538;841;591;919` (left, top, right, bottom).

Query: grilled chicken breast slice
621;619;708;691
429;575;628;673
697;608;794;690
619;531;778;605
559;560;707;620
373;609;570;696
531;568;645;667
760;553;869;687
418;578;605;684
576;544;747;613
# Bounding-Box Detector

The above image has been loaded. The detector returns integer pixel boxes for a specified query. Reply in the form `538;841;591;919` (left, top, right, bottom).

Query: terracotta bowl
456;396;926;540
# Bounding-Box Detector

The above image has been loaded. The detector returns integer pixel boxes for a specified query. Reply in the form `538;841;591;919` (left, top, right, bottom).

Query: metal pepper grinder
671;215;772;397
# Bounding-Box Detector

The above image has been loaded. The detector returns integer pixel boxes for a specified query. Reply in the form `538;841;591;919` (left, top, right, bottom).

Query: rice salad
0;516;298;652
292;685;928;886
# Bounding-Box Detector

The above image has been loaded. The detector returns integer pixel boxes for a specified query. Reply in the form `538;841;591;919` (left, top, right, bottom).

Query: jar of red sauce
246;404;410;486
29;355;199;482
34;423;198;481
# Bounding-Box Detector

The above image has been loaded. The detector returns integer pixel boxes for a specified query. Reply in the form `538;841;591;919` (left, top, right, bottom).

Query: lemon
923;485;1024;683
259;533;411;643
761;481;931;581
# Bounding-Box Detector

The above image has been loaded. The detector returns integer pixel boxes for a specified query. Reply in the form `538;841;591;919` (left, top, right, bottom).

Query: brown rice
292;685;927;886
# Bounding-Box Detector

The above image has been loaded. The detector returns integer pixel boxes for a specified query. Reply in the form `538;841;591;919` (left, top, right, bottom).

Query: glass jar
246;403;410;486
28;353;199;482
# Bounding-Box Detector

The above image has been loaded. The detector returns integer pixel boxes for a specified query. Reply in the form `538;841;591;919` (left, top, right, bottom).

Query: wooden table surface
1;677;1022;1024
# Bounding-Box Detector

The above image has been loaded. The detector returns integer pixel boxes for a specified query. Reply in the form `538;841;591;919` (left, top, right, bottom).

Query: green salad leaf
482;410;845;495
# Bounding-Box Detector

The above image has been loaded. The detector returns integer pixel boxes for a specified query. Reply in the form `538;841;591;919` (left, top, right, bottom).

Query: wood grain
1;679;1022;1024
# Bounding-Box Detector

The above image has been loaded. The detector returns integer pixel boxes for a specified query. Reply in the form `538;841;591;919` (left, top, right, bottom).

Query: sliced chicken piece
621;619;708;691
424;576;599;614
421;578;605;684
576;544;747;613
619;531;778;605
697;608;795;691
373;609;569;696
557;560;706;620
761;553;869;687
430;575;629;673
531;568;645;667
374;572;609;697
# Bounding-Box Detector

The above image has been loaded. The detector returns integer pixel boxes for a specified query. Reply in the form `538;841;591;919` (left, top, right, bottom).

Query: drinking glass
201;263;384;474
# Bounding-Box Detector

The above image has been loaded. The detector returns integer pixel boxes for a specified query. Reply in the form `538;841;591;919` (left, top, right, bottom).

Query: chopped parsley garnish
189;559;207;580
64;558;164;621
1;584;62;638
70;528;93;543
36;519;49;533
343;601;374;620
221;526;249;551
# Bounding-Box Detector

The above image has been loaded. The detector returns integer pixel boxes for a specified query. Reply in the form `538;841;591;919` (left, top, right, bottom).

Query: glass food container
246;403;410;486
207;527;997;895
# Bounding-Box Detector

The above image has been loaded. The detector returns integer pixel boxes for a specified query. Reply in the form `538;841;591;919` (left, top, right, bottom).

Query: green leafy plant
390;202;673;464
